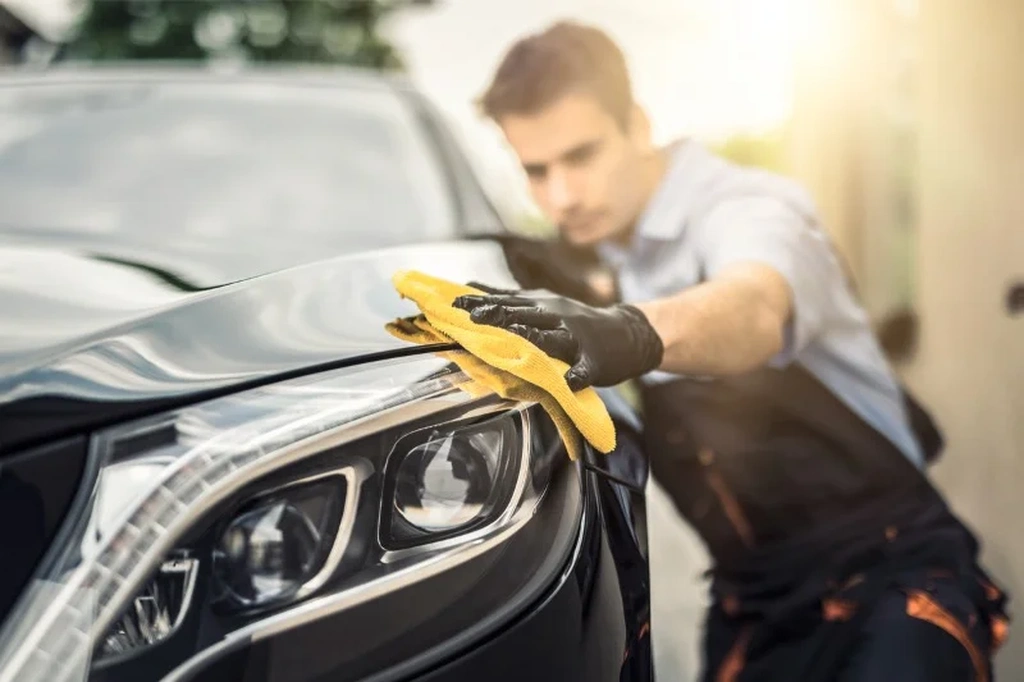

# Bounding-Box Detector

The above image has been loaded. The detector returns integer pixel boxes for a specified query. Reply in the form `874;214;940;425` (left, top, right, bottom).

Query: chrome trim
291;464;368;601
561;462;591;585
214;463;371;608
164;555;200;634
378;406;534;564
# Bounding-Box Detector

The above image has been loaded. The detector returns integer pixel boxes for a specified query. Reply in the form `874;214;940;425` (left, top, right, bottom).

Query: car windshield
0;77;457;279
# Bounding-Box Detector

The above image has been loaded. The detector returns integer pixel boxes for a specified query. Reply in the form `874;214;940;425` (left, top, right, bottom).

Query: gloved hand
453;286;664;391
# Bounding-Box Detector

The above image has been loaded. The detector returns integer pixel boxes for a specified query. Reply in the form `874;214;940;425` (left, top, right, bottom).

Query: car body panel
0;240;523;455
0;436;88;620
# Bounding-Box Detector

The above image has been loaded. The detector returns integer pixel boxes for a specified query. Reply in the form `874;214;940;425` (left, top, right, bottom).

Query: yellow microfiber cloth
385;270;616;461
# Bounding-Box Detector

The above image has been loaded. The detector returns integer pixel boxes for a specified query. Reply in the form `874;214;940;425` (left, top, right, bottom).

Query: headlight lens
212;475;348;610
389;414;519;541
0;356;565;682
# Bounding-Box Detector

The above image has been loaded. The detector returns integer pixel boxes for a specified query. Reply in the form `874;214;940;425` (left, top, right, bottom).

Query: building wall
786;0;918;323
788;0;1023;675
909;0;1024;675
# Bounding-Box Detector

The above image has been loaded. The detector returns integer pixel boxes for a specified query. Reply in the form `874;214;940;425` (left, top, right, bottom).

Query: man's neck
610;145;672;247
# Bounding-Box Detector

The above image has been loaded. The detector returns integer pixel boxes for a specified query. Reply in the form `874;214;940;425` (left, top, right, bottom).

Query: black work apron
639;364;1009;681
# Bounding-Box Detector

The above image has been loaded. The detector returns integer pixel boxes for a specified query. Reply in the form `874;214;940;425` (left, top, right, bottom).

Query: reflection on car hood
0;239;518;454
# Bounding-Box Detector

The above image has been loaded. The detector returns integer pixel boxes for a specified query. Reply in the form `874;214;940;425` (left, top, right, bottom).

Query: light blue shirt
597;139;925;467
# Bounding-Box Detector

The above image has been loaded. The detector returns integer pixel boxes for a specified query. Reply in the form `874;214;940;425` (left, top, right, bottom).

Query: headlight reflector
213;475;347;610
391;415;518;538
99;553;198;659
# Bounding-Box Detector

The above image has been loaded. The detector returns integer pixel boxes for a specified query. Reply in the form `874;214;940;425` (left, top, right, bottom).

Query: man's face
500;92;651;246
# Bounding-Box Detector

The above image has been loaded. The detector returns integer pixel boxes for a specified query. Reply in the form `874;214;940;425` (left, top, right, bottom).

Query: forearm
634;264;791;376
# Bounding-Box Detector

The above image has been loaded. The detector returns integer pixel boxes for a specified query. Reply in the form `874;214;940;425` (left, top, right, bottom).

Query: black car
0;66;654;682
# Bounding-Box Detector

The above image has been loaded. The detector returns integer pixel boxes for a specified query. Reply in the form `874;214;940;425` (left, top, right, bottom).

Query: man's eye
565;146;597;166
524;165;547;180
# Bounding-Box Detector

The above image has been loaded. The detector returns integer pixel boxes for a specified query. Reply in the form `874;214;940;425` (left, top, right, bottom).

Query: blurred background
1;0;1021;679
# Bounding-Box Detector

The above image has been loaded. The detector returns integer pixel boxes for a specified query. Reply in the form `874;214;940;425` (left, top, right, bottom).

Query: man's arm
455;196;837;390
635;262;794;376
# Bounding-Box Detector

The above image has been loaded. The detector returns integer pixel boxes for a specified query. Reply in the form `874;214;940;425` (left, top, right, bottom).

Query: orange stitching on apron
822;597;857;622
905;589;988;682
979;578;1002;603
976;577;1009;652
722;594;741;617
716;626;752;682
841;573;865;590
700;447;755;548
991;616;1009;653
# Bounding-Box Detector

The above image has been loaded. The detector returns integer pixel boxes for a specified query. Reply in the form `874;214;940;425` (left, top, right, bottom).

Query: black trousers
701;568;1001;682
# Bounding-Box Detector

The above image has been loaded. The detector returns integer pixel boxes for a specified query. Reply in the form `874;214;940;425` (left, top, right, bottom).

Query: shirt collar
596;137;703;266
635;137;703;241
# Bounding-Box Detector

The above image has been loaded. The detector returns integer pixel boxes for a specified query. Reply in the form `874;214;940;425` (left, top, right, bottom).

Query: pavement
646;480;710;682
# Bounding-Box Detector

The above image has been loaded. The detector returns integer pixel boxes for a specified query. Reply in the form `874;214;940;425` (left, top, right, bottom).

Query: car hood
0;239;518;454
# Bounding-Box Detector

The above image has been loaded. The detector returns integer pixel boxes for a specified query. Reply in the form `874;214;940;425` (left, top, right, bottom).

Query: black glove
453;287;663;391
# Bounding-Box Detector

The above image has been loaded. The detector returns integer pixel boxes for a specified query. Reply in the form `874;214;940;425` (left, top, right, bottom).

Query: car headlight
211;473;351;611
0;355;575;682
386;414;522;544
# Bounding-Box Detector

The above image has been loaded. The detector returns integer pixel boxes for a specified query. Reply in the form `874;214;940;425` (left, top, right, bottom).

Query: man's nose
546;167;576;215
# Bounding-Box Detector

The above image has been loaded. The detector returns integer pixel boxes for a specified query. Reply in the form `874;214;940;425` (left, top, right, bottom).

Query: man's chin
561;223;609;247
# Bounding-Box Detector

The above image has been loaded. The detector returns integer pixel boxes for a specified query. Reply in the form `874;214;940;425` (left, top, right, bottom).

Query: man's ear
627;104;654;153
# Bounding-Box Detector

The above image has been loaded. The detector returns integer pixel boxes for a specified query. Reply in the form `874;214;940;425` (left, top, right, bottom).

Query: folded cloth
386;270;616;461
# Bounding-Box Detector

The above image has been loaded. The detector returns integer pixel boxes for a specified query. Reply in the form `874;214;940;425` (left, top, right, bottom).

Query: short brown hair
478;21;634;129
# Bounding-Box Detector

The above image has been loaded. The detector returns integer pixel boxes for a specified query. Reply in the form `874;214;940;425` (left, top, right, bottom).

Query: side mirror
482;233;619;306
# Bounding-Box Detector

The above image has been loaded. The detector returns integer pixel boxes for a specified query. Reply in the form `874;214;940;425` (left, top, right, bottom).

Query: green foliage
710;129;789;173
512;211;557;238
64;0;406;69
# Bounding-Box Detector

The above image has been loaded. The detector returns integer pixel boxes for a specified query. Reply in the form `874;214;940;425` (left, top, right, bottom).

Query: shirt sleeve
692;195;846;366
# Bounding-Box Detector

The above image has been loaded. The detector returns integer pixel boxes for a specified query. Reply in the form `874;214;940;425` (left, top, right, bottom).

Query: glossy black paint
0;240;533;456
398;421;652;682
410;471;652;682
0;436;88;618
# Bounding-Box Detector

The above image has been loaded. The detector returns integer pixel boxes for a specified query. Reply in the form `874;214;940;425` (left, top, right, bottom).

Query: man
456;20;1009;681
